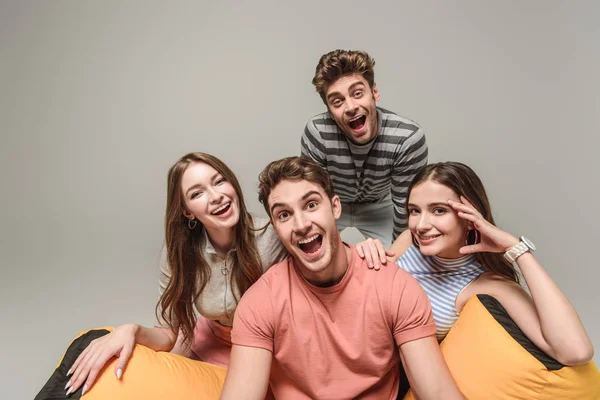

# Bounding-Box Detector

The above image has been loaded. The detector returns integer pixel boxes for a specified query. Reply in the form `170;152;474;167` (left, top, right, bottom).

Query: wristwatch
503;236;536;263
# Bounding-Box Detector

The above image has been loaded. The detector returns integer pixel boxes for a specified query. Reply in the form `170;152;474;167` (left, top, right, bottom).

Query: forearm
133;324;177;352
517;253;594;363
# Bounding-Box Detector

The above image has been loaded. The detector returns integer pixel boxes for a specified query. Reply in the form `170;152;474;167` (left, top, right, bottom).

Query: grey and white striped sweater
301;107;428;239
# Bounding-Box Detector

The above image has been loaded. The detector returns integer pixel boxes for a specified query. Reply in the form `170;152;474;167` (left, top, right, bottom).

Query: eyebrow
270;190;324;215
326;81;366;102
184;172;220;196
407;202;449;208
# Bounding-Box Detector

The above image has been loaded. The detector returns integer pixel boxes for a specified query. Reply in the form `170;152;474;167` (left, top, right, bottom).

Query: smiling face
324;73;380;144
268;179;343;281
407;180;471;259
180;162;240;234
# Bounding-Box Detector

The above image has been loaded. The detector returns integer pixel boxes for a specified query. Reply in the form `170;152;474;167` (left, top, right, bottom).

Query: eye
353;90;363;98
307;201;318;210
277;211;290;221
433;207;447;215
331;98;343;107
409;208;420;215
190;191;203;200
215;177;226;185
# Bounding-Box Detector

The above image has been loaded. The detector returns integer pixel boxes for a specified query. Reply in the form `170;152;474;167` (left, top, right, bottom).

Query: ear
331;195;342;220
372;82;380;101
182;209;194;220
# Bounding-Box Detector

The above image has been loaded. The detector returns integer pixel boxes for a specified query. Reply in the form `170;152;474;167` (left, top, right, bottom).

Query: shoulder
458;272;527;311
389;230;413;262
377;107;423;137
304;111;334;135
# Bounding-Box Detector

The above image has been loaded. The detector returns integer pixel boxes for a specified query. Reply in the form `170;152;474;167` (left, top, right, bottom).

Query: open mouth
211;203;231;216
348;115;366;131
297;234;323;254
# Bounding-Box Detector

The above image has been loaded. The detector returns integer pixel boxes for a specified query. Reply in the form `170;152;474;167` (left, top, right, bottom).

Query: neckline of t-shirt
291;243;355;295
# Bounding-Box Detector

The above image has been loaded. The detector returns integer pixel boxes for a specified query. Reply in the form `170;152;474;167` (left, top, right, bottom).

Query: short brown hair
312;49;376;103
258;156;335;217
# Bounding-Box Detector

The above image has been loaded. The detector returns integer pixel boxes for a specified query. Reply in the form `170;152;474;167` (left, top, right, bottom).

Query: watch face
521;236;536;251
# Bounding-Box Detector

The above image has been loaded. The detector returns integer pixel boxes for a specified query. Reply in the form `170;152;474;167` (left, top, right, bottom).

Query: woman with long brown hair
390;161;593;365
63;152;388;396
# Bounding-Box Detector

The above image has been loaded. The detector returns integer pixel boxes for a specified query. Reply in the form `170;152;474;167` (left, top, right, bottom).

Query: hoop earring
411;233;420;248
466;229;480;245
188;218;197;230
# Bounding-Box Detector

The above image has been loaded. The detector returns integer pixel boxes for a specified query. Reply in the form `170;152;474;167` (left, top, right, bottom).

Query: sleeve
389;269;436;346
231;279;276;352
390;127;428;240
300;119;327;168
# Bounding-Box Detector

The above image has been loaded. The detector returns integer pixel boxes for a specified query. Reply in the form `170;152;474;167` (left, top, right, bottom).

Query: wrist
503;236;520;252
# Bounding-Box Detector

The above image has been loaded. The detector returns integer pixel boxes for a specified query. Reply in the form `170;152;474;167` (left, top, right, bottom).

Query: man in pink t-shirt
220;157;463;400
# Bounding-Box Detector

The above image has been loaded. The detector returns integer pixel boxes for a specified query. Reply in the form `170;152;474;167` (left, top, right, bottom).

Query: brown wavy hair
407;162;519;283
156;152;264;346
312;49;376;103
258;156;336;217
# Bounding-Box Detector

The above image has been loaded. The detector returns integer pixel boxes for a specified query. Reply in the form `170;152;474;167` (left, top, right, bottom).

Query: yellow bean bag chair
34;327;226;400
404;294;600;400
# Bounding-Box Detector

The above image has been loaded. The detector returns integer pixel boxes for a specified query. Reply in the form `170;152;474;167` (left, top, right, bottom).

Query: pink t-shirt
231;245;436;400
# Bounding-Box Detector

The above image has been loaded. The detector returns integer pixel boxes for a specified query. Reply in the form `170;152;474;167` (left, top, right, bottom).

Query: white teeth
420;234;441;240
349;115;363;122
212;203;230;215
298;234;319;244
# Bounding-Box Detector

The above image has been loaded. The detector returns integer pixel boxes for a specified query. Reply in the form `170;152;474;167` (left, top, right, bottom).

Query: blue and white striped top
396;245;486;341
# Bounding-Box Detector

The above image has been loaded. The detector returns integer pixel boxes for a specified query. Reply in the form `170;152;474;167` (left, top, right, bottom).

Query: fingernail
64;380;71;390
82;384;88;396
66;387;73;396
117;368;123;379
67;368;73;376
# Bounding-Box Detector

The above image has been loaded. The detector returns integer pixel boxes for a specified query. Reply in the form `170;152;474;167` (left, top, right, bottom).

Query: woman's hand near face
356;238;395;270
448;196;519;254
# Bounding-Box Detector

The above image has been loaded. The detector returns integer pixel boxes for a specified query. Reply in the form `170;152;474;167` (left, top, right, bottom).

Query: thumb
114;344;134;379
385;249;396;257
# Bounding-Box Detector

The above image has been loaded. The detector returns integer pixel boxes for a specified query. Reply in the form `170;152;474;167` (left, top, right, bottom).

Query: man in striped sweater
301;49;428;249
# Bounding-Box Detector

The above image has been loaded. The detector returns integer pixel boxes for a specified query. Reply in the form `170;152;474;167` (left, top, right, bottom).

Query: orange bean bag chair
404;294;600;399
34;327;226;400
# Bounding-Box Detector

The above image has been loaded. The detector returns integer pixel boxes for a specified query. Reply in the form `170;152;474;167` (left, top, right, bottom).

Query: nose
344;98;358;115
416;213;432;232
292;212;311;235
207;187;224;204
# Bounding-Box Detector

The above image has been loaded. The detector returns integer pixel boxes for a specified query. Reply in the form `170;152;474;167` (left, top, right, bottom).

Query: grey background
1;1;598;399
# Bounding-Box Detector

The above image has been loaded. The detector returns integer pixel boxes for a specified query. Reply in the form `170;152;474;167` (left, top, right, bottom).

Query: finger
456;211;477;222
69;339;98;376
385;249;396;257
71;348;113;394
374;240;388;264
114;343;134;379
356;244;365;259
459;243;486;254
68;350;100;395
115;344;135;379
67;342;99;393
366;240;381;270
448;200;479;216
363;241;376;269
83;349;115;396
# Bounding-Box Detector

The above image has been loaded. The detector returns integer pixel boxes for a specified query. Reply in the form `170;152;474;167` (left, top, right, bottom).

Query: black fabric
396;361;410;399
34;329;111;400
477;294;564;371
